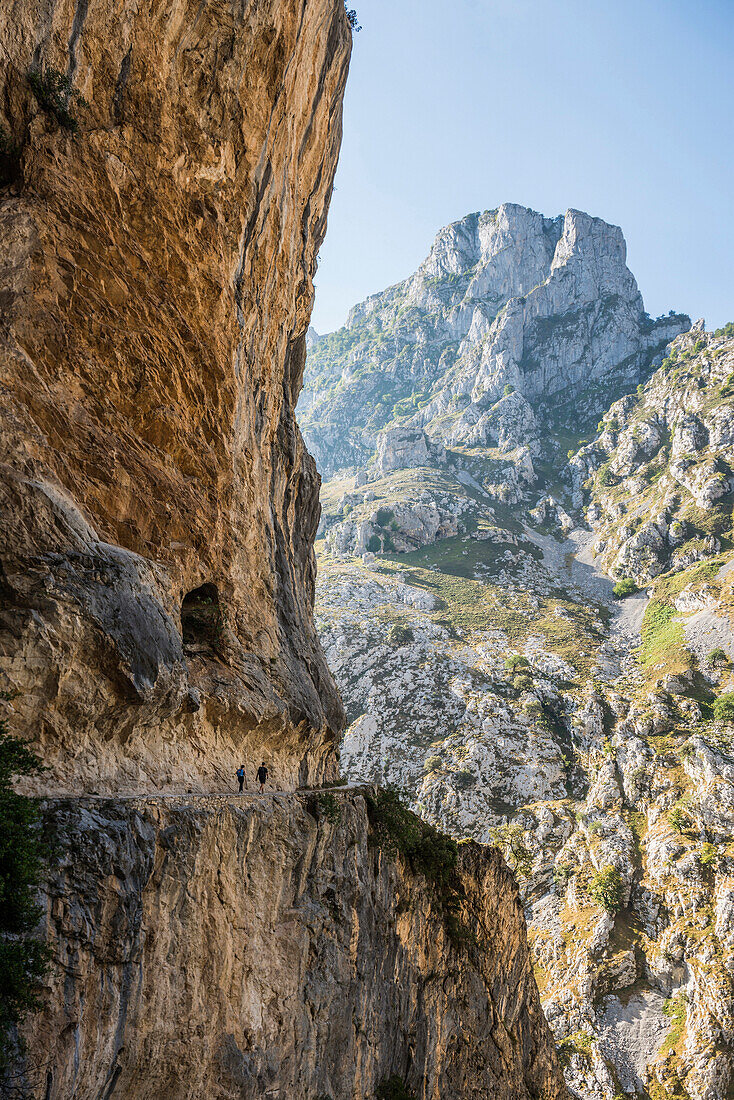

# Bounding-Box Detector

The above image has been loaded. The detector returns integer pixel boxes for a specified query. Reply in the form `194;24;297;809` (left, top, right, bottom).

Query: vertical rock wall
0;0;349;793
19;793;568;1100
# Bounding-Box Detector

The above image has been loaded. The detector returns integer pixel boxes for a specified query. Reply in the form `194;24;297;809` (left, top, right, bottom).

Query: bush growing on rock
491;821;532;878
667;800;691;835
699;842;717;868
513;674;534;693
453;769;475;790
365;789;458;895
706;647;728;668
423;755;442;774
505;654;530;671
28;65;87;131
596;460;614;487
613;578;640;598
712;693;734;722
588;865;624;912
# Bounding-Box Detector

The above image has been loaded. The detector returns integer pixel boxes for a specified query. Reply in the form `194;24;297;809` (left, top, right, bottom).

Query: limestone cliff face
19;792;568;1100
0;0;350;792
300;204;690;478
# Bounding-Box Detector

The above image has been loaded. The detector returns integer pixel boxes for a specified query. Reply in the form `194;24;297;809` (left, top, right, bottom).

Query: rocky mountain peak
300;204;690;478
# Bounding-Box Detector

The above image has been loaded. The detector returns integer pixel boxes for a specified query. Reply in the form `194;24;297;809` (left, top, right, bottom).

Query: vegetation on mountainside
28;65;87;131
613;578;640;598
712;693;734;722
0;698;49;1076
364;788;476;945
588;865;624;912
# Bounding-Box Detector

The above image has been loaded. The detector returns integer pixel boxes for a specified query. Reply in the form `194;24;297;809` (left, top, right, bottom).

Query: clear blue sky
312;0;733;334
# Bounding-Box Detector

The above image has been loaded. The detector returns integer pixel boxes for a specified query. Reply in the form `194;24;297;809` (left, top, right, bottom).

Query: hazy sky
311;0;733;334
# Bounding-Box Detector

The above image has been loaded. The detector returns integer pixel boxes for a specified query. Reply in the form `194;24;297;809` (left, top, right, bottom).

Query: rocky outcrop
299;203;689;476
0;0;351;793
18;792;568;1100
575;327;734;583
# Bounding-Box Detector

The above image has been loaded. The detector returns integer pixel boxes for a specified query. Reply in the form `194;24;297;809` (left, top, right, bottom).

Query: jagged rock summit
300;202;689;476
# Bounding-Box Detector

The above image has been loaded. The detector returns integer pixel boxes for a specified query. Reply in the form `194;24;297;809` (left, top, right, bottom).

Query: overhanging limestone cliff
0;0;349;793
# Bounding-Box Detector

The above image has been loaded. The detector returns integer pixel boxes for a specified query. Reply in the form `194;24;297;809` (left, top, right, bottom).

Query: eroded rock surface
18;792;567;1100
0;0;351;792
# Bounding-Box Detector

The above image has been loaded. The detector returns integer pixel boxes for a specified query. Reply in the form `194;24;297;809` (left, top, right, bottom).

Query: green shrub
387;622;414;647
366;534;382;554
513;674;534;693
423;755;442;774
28;65;87;131
713;693;734;723
613;578;640;599
374;1077;415;1100
375;507;394;527
504;654;530;671
503;383;515;396
0;705;50;1073
311;792;341;825
706;647;728;668
553;863;573;887
667;801;691;835
491;820;533;878
588;865;624;912
699;842;717;868
365;789;458;890
596;460;614;487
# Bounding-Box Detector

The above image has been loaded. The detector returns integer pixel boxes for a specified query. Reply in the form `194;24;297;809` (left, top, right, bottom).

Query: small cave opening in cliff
181;583;223;653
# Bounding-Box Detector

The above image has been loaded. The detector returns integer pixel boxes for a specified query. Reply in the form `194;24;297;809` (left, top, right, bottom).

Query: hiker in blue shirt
236;764;245;793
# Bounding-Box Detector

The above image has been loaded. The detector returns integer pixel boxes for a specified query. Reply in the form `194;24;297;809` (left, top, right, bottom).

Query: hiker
236;764;245;793
256;761;268;793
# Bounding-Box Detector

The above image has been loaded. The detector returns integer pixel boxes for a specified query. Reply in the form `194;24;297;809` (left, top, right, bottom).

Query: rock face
0;0;351;793
575;326;734;583
19;792;568;1100
300;204;689;477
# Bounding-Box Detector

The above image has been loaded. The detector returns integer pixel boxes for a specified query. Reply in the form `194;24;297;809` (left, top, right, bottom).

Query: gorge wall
0;2;569;1098
19;791;567;1100
0;0;349;794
